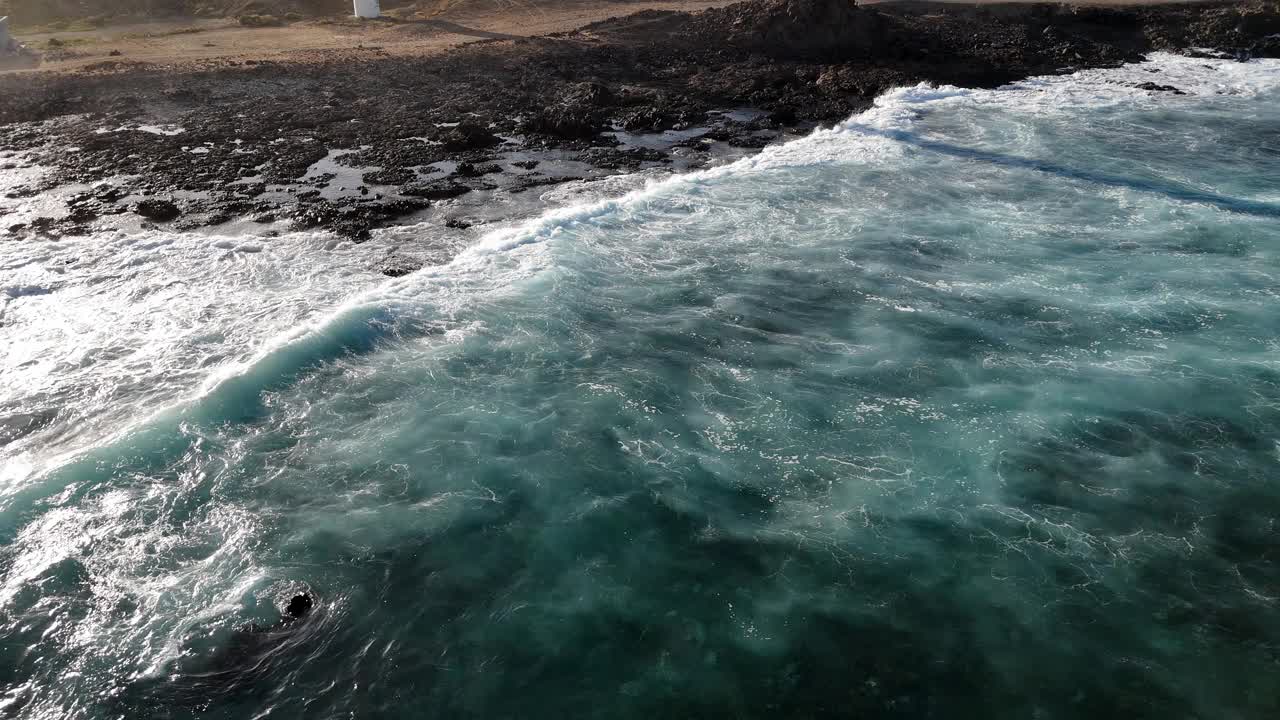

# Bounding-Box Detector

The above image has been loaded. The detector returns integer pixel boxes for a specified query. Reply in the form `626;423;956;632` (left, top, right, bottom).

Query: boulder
132;198;181;221
439;121;500;151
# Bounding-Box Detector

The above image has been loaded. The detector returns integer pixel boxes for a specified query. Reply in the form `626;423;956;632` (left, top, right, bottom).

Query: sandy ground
6;0;737;72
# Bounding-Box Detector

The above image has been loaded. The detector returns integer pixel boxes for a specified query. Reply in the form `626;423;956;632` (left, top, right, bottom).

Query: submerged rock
1135;81;1187;94
377;255;424;278
283;592;313;620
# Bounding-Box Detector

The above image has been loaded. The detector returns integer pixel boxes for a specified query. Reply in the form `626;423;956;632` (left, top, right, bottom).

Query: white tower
0;17;12;53
353;0;380;19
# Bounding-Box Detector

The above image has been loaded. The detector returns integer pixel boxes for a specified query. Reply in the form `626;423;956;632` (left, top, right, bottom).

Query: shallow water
2;54;1280;718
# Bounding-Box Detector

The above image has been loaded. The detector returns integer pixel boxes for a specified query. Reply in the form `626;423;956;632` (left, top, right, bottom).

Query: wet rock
453;161;501;178
290;201;341;231
621;106;674;132
66;205;100;224
521;83;614;139
401;180;470;200
132;198;181;222
814;65;879;96
362;168;415;186
284;593;314;620
29;217;58;233
727;133;774;149
376;198;430;217
1234;9;1280;38
376;255;423;278
1134;82;1187;94
439;122;500;151
92;184;127;202
508;173;579;194
292;197;428;239
581;145;664;169
521;105;603;139
769;106;799;125
5;186;39;200
570;82;615;105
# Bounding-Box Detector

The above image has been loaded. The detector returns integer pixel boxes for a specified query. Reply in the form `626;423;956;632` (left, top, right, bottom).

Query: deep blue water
2;54;1279;719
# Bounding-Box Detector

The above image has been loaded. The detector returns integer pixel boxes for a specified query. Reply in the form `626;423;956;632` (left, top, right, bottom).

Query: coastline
3;6;1280;716
1;0;1277;269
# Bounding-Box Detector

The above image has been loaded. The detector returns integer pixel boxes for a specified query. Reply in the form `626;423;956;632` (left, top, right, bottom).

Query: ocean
2;53;1279;718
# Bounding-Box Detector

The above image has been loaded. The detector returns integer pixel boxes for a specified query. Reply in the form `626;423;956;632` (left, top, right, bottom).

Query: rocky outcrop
694;0;887;60
438;121;500;151
4;0;1280;241
132;198;180;221
520;83;613;139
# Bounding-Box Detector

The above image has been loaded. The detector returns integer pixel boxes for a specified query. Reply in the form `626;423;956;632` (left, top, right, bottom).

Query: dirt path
8;0;737;72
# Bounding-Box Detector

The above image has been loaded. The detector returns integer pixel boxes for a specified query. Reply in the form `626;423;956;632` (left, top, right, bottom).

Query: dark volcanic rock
1;0;1277;240
521;105;604;139
1135;82;1187;94
439;122;500;150
363;168;416;186
697;0;887;60
376;255;424;278
290;197;429;240
402;180;471;200
621;106;675;132
508;173;583;194
132;198;181;222
454;161;501;178
521;82;615;139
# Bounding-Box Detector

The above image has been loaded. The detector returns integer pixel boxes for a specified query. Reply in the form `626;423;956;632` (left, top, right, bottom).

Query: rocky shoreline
1;0;1278;271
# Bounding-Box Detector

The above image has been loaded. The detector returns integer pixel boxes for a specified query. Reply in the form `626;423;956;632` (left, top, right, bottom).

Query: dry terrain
5;0;1227;72
7;0;737;71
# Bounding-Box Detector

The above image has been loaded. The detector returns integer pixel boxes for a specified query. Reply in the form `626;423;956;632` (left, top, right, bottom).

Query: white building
353;0;380;19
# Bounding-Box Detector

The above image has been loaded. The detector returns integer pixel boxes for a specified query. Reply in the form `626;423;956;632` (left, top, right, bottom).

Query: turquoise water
2;54;1280;718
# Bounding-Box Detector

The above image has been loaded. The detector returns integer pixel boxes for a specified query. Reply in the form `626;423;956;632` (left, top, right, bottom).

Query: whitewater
2;53;1279;718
